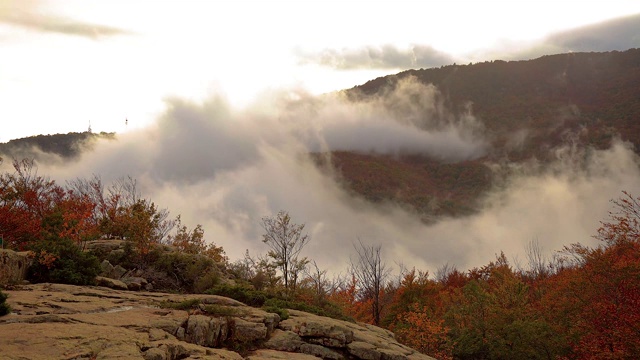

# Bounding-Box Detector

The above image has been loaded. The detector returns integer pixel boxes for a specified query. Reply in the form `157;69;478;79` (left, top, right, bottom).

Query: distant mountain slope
349;49;640;156
0;131;115;161
327;49;640;218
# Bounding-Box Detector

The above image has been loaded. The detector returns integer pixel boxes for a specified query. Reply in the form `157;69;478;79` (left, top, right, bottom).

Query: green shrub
148;250;221;293
105;241;137;269
0;289;10;316
203;304;246;317
262;304;289;320
205;284;268;307
193;270;221;294
263;298;352;322
27;237;101;285
205;284;350;321
159;298;201;310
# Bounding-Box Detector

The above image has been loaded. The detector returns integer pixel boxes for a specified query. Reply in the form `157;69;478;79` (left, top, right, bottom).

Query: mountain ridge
327;48;640;217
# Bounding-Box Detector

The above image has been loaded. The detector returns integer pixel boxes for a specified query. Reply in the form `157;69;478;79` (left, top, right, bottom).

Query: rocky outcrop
0;283;436;360
0;249;31;285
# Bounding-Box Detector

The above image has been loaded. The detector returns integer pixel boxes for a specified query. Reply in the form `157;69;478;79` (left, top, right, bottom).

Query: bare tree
304;260;330;301
525;238;548;279
109;176;141;208
350;238;390;325
261;210;310;291
434;262;457;284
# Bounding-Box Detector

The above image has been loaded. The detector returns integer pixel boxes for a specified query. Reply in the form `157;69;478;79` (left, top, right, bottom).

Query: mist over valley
2;49;640;277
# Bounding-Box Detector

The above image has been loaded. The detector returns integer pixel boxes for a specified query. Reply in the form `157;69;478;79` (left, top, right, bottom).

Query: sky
1;0;640;141
1;0;640;276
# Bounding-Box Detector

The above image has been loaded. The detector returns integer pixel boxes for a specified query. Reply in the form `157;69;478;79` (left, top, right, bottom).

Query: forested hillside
0;131;115;161
326;49;640;218
1;155;639;359
351;49;640;152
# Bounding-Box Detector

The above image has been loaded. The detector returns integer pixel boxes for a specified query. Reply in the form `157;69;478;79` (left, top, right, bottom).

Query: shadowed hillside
350;49;640;154
0;132;115;161
327;49;640;218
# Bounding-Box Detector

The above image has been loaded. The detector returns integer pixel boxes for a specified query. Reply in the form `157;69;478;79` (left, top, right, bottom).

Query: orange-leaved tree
168;215;226;263
395;304;453;360
555;191;640;358
0;159;98;249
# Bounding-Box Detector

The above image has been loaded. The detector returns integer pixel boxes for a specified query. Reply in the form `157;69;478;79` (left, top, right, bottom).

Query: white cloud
5;83;636;277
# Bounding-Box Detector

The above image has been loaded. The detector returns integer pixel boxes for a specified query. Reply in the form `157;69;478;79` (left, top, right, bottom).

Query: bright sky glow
1;0;640;141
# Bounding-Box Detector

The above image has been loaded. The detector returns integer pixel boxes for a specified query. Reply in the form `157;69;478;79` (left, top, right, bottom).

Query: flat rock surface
0;283;436;360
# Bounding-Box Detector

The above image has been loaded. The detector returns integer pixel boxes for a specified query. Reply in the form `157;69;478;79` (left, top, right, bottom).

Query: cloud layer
5;80;640;277
0;1;130;39
296;44;456;70
508;13;640;61
545;13;640;53
296;13;640;72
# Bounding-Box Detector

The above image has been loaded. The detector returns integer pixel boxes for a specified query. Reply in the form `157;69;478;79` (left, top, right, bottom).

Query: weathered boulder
100;259;115;276
300;342;344;359
264;329;304;352
247;349;318;360
84;239;128;253
99;259;131;281
348;341;381;360
280;310;435;360
122;276;148;291
233;317;269;343
279;310;354;348
0;249;31;285
112;264;128;278
183;314;229;347
95;275;129;290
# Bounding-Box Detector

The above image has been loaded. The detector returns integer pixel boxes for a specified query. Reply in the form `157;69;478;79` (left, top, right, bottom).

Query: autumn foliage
0;158;224;286
2;156;640;358
0;160;85;248
329;192;640;359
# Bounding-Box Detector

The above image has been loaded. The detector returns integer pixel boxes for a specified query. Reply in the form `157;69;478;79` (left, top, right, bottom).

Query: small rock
150;318;184;337
95;276;128;290
100;260;114;277
246;349;319;360
348;341;381;360
112;265;128;279
143;347;166;360
122;277;148;291
233;318;268;343
184;315;228;347
300;343;344;360
175;327;185;341
126;281;141;291
149;328;171;342
264;330;304;352
379;348;409;360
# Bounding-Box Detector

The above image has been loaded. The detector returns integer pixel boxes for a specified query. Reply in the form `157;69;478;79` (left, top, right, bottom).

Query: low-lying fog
5;77;640;276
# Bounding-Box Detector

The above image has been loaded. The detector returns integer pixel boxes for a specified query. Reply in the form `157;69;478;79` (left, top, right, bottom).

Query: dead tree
350;238;390;325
